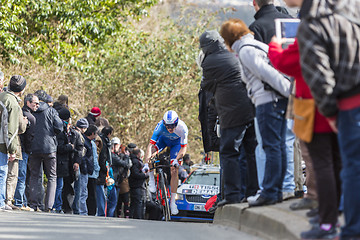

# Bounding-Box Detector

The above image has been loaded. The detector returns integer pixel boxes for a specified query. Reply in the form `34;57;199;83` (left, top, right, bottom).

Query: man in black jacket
28;92;63;211
129;148;147;219
249;0;291;44
96;126;113;216
14;94;39;210
199;30;258;208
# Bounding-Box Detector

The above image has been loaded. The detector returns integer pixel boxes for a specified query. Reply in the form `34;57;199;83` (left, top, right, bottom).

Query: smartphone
275;18;301;44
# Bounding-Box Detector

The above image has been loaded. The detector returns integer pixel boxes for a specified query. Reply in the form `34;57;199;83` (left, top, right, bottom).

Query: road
0;211;262;240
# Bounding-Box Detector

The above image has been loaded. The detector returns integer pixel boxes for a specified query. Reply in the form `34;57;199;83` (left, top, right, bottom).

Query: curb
213;199;310;240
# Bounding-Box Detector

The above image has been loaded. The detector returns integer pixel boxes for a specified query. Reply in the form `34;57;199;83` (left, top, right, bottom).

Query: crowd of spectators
198;0;360;239
0;80;173;220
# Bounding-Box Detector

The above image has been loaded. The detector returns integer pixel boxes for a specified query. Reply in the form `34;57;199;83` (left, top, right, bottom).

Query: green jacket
0;91;22;154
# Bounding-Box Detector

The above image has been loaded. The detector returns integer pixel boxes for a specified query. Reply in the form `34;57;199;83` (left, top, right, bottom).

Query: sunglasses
165;124;177;129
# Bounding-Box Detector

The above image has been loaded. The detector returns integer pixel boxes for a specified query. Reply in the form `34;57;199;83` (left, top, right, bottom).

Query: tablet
275;18;300;44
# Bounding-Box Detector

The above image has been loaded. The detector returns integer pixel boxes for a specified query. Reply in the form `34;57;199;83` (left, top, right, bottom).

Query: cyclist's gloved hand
171;159;179;168
142;163;150;173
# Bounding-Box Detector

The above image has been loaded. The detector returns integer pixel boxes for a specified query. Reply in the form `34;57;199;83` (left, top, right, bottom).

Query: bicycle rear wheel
159;173;171;221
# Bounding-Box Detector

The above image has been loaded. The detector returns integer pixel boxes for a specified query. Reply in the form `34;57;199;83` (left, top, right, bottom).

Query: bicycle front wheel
159;173;171;221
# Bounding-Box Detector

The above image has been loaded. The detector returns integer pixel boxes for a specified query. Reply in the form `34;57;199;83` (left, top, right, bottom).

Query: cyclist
143;110;188;215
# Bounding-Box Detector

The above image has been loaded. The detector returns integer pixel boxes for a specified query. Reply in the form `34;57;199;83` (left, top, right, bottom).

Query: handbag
293;97;315;143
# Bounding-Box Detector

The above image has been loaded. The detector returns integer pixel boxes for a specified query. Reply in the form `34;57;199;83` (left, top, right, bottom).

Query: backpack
0;100;17;149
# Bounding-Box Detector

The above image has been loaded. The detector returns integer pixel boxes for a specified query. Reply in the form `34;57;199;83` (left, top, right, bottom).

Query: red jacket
268;39;332;133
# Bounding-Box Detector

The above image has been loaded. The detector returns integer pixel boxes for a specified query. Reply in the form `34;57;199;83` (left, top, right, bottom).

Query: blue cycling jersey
150;120;188;147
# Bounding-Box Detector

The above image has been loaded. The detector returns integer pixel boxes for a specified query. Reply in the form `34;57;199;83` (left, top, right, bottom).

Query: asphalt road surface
0;211;263;240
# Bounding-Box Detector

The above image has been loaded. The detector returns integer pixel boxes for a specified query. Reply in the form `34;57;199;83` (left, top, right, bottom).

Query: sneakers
300;224;338;239
289;198;318;210
247;190;261;205
20;206;34;212
7;203;20;210
248;196;277;207
282;191;295;201
170;202;179;215
0;205;12;211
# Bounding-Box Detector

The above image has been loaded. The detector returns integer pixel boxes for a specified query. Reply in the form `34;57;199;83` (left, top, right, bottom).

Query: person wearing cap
0;75;28;210
78;124;97;215
28;89;63;212
85;107;109;132
96;126;113;216
199;29;259;209
67;118;89;214
53;108;85;214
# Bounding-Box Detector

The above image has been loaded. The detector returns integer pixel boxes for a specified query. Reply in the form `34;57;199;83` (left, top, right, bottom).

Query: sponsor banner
181;184;220;195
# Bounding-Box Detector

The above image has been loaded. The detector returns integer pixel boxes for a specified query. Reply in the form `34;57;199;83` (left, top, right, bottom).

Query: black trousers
130;188;145;219
306;133;341;225
86;178;97;216
220;122;258;202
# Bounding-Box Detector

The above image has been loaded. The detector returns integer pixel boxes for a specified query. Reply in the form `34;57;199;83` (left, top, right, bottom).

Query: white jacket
232;33;291;107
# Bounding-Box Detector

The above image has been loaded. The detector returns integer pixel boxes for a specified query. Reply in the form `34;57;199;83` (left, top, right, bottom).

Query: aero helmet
163;110;179;127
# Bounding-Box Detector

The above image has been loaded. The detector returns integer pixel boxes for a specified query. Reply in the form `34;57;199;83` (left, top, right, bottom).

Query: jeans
337;107;360;238
14;152;28;207
96;184;106;216
256;99;288;201
283;119;295;192
72;174;80;214
220;123;255;202
254;117;266;190
130;187;145;219
106;187;117;217
53;177;63;211
79;173;89;215
0;152;8;208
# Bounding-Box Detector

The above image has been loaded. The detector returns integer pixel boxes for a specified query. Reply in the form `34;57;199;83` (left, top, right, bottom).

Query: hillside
0;0;256;162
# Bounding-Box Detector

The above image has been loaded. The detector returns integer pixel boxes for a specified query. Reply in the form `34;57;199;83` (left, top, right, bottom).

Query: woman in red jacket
268;37;341;239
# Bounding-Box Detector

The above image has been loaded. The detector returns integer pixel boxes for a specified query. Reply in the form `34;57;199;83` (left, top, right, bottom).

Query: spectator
85;107;109;131
182;154;192;174
268;2;341;238
249;0;296;201
78;124;97;215
297;0;360;238
199;30;258;207
68;118;88;214
28;90;62;211
0;75;27;210
15;94;39;211
249;0;292;44
96;126;113;216
112;138;131;218
129;148;147;219
5;93;28;210
220;20;291;207
53;95;69;111
86;133;100;216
